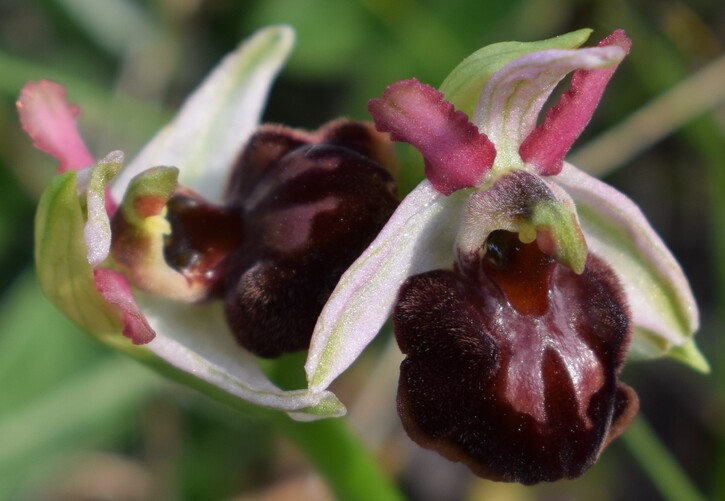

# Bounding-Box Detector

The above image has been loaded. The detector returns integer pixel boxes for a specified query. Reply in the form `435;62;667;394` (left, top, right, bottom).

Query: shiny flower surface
23;27;396;420
21;26;705;477
303;29;704;482
110;121;398;358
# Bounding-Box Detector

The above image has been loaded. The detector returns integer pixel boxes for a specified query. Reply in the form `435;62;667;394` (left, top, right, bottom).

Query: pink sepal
17;81;117;214
520;30;631;176
94;268;156;345
17;80;95;173
369;79;495;195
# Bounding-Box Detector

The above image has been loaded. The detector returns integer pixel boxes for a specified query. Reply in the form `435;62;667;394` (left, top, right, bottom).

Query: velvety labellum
163;121;399;357
394;231;638;484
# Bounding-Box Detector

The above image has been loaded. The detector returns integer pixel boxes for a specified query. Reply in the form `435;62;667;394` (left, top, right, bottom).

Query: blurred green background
0;0;724;500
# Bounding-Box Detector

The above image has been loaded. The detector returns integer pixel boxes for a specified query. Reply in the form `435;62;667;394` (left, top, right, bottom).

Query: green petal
439;28;592;116
35;170;126;345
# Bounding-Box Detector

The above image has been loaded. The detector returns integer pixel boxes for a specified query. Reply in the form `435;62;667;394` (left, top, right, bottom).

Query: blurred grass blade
0;271;101;411
0;317;158;495
570;52;725;177
622;417;708;501
54;0;159;55
0;356;157;471
0;359;157;499
0;271;157;494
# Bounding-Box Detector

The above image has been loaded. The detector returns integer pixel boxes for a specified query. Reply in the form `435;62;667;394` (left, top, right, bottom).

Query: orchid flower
304;29;705;482
22;26;398;421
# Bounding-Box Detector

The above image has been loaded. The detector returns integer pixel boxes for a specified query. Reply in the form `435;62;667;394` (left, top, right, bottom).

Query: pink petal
17;81;95;173
520;30;632;176
369;79;495;195
94;268;156;345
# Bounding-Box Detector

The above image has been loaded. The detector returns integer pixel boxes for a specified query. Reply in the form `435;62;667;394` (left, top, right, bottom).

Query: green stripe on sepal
554;164;701;368
34;171;122;340
440;28;592;116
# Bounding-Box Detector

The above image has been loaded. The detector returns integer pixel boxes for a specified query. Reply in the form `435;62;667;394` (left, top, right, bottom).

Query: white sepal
306;181;469;391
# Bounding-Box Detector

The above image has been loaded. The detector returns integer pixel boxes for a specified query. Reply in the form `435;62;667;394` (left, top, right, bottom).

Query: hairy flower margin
302;28;706;481
305;28;705;393
23;25;704;449
24;27;352;420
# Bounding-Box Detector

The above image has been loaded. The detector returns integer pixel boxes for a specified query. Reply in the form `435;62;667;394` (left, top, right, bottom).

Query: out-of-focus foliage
0;1;723;500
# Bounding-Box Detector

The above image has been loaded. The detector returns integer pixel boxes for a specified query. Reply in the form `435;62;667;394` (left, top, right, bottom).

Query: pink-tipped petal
94;268;155;345
520;31;631;176
369;79;495;195
17;81;95;173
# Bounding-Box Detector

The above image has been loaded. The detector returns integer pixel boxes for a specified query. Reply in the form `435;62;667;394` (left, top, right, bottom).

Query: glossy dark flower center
482;230;553;316
394;231;638;484
163;190;245;296
162;121;399;357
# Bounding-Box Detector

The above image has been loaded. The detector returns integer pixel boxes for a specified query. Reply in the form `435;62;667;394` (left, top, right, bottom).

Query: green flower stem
261;352;404;500
622;416;707;501
139;353;403;500
270;413;404;501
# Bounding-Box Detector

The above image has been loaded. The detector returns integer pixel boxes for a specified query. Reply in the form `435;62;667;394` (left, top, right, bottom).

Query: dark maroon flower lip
394;231;638;484
162;188;245;296
22;27;368;418
357;32;643;482
155;120;400;357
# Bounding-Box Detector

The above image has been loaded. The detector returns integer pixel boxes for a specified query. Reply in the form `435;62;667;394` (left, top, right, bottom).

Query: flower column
305;29;703;483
